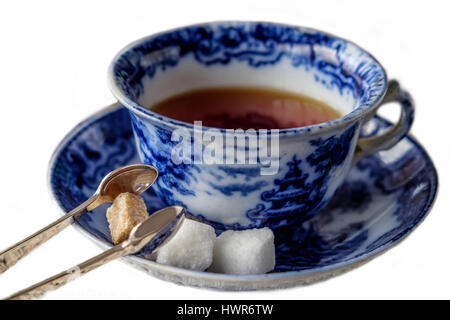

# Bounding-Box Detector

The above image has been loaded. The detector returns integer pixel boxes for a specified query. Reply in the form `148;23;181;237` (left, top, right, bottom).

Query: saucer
48;104;438;290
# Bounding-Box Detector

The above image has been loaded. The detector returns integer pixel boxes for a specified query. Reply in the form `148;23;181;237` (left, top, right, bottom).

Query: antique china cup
108;21;414;232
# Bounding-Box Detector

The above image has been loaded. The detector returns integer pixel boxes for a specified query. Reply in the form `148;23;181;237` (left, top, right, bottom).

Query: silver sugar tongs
0;164;158;274
0;164;186;299
6;205;185;300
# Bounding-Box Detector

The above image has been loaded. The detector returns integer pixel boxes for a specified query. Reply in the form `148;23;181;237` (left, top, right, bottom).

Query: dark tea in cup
149;87;342;130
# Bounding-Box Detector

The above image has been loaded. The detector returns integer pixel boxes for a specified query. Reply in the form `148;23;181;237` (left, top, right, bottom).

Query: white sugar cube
209;227;275;274
156;218;216;271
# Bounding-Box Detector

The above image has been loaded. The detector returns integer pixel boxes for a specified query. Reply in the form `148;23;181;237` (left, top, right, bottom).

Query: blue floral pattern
112;22;385;110
49;106;437;272
109;22;394;230
244;125;357;230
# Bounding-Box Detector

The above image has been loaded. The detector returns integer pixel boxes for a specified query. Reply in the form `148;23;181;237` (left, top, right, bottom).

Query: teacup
108;21;414;232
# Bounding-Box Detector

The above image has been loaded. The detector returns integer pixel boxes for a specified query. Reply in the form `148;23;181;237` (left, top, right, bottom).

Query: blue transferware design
246;125;357;230
111;23;385;111
48;105;437;289
108;21;414;230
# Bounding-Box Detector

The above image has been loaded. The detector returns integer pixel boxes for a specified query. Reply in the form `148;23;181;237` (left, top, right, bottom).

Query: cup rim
108;20;388;136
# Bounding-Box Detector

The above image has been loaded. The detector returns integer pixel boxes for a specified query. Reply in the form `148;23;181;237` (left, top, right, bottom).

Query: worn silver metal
6;205;185;300
0;164;158;274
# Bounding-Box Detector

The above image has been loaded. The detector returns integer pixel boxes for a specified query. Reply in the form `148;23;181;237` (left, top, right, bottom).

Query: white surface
0;0;447;300
137;54;356;114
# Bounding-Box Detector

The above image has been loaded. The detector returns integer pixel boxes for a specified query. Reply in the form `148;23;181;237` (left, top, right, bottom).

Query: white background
0;0;448;300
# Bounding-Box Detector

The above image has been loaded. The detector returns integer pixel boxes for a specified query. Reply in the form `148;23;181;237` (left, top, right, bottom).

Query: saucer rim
47;104;438;288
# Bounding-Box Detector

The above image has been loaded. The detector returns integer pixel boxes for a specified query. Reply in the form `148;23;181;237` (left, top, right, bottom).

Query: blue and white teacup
108;21;414;232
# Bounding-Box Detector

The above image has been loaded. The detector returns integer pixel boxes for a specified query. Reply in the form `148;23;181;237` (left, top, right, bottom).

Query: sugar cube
106;192;149;244
209;227;275;274
156;218;216;271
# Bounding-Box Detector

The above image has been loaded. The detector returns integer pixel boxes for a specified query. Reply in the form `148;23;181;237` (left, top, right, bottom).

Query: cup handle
354;80;415;161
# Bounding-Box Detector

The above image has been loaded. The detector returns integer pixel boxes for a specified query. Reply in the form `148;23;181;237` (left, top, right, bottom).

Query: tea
149;87;342;130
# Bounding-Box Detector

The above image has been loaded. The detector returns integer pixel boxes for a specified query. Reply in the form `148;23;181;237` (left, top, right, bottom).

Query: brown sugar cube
106;192;149;244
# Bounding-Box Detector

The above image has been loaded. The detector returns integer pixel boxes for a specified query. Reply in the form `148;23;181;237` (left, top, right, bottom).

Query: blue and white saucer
48;104;438;290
